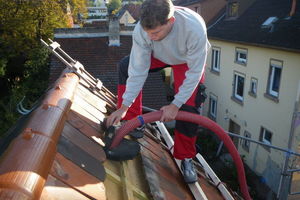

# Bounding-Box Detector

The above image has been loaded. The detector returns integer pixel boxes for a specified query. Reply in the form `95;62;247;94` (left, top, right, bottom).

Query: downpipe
110;111;252;200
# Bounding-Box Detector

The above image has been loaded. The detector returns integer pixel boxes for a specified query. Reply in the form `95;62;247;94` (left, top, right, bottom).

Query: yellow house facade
204;0;300;199
204;39;300;197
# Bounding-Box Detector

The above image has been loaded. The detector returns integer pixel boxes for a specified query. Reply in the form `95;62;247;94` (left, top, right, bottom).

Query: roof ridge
0;70;79;199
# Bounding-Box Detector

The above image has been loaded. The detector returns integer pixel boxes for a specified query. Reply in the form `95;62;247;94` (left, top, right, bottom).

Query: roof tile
208;0;300;52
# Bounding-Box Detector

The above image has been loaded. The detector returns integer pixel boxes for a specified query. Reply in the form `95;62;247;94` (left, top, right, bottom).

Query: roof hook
17;96;33;115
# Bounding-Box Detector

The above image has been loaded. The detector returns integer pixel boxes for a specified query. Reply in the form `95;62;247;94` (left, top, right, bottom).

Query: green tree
0;0;87;136
107;0;122;15
60;0;88;24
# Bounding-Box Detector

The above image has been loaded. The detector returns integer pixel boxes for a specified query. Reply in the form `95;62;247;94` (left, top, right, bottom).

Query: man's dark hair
140;0;174;30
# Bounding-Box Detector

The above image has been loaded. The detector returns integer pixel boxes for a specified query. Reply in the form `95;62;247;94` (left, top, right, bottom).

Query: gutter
208;37;300;54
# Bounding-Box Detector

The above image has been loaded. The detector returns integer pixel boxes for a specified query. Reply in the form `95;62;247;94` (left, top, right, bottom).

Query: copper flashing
0;70;79;199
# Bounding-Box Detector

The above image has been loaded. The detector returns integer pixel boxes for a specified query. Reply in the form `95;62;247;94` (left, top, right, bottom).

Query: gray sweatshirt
122;7;211;108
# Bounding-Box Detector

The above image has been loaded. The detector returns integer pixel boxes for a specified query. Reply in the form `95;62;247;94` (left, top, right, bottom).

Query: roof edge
209;36;300;53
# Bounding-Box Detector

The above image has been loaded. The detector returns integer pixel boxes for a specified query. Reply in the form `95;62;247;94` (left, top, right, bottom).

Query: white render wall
203;39;300;192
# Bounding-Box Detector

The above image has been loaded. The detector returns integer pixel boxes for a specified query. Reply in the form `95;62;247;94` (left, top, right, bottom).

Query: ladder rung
50;41;60;50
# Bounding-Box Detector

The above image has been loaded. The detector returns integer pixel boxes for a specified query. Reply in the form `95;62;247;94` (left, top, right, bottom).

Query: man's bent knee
118;56;130;84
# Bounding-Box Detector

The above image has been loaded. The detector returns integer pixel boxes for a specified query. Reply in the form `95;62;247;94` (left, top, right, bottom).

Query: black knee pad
175;104;200;137
195;84;207;108
118;55;130;84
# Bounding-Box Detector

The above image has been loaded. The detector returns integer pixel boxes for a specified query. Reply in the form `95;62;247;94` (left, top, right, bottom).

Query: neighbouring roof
117;4;141;21
208;0;300;52
50;35;169;110
0;61;229;199
174;0;204;7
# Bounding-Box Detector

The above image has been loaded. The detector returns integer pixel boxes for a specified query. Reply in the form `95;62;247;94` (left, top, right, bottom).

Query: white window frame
211;47;220;72
233;72;245;101
250;77;258;95
235;48;247;65
209;95;217;118
268;63;282;97
261;127;272;145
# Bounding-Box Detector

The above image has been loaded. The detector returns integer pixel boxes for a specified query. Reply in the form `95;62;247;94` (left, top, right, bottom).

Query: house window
211;47;220;72
260;127;272;146
235;48;247;65
233;72;245;102
228;2;238;18
267;60;282;98
194;6;199;13
209;94;217;119
242;131;251;152
249;77;258;96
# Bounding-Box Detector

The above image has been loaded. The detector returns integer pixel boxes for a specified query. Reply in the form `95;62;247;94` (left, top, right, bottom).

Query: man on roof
106;0;210;183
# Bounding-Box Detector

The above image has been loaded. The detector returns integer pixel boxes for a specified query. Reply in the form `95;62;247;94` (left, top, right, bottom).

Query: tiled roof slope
174;0;204;7
50;36;169;110
208;0;300;52
0;66;226;199
117;4;141;21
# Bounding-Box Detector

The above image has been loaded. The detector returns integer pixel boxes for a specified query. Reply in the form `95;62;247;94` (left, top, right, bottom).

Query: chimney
108;17;120;46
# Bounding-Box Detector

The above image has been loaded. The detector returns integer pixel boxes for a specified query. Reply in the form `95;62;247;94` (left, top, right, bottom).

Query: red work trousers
117;56;205;160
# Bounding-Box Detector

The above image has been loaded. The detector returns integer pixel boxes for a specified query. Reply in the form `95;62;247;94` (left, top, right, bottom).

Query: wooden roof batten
0;69;80;199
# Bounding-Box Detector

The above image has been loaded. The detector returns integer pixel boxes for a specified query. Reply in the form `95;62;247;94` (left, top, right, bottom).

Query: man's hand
160;103;179;122
106;105;129;127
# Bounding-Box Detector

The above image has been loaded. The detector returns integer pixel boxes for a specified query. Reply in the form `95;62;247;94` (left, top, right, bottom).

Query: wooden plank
67;110;102;138
120;161;135;200
155;121;232;200
41;174;91;200
73;94;106;122
103;167;124;200
71;96;105;124
70;102;102;130
62;122;106;162
104;162;150;200
57;136;106;181
141;151;193;200
49;153;106;200
77;84;107;114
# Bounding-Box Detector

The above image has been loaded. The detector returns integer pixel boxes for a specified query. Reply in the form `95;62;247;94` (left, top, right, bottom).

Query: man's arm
160;33;210;122
106;104;129;126
172;30;210;108
106;24;151;127
122;24;152;107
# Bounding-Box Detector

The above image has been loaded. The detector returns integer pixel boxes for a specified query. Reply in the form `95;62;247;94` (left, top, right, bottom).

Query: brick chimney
108;17;120;46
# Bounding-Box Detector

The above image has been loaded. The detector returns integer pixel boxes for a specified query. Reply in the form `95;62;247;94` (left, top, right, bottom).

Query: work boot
129;124;145;139
181;158;198;183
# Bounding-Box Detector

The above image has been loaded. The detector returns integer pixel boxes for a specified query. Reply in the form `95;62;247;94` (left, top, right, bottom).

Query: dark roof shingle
208;0;300;52
50;36;169;109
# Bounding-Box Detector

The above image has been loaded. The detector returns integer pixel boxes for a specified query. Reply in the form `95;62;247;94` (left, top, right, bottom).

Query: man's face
144;17;175;41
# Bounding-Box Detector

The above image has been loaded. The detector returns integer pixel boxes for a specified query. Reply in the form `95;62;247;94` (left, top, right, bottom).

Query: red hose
110;111;251;200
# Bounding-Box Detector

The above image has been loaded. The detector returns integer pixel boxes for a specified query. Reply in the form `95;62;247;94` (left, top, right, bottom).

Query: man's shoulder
174;7;206;33
133;22;144;37
175;7;204;23
132;22;152;44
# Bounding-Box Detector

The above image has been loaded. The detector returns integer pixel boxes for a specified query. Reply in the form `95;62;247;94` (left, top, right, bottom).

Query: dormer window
228;2;238;18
